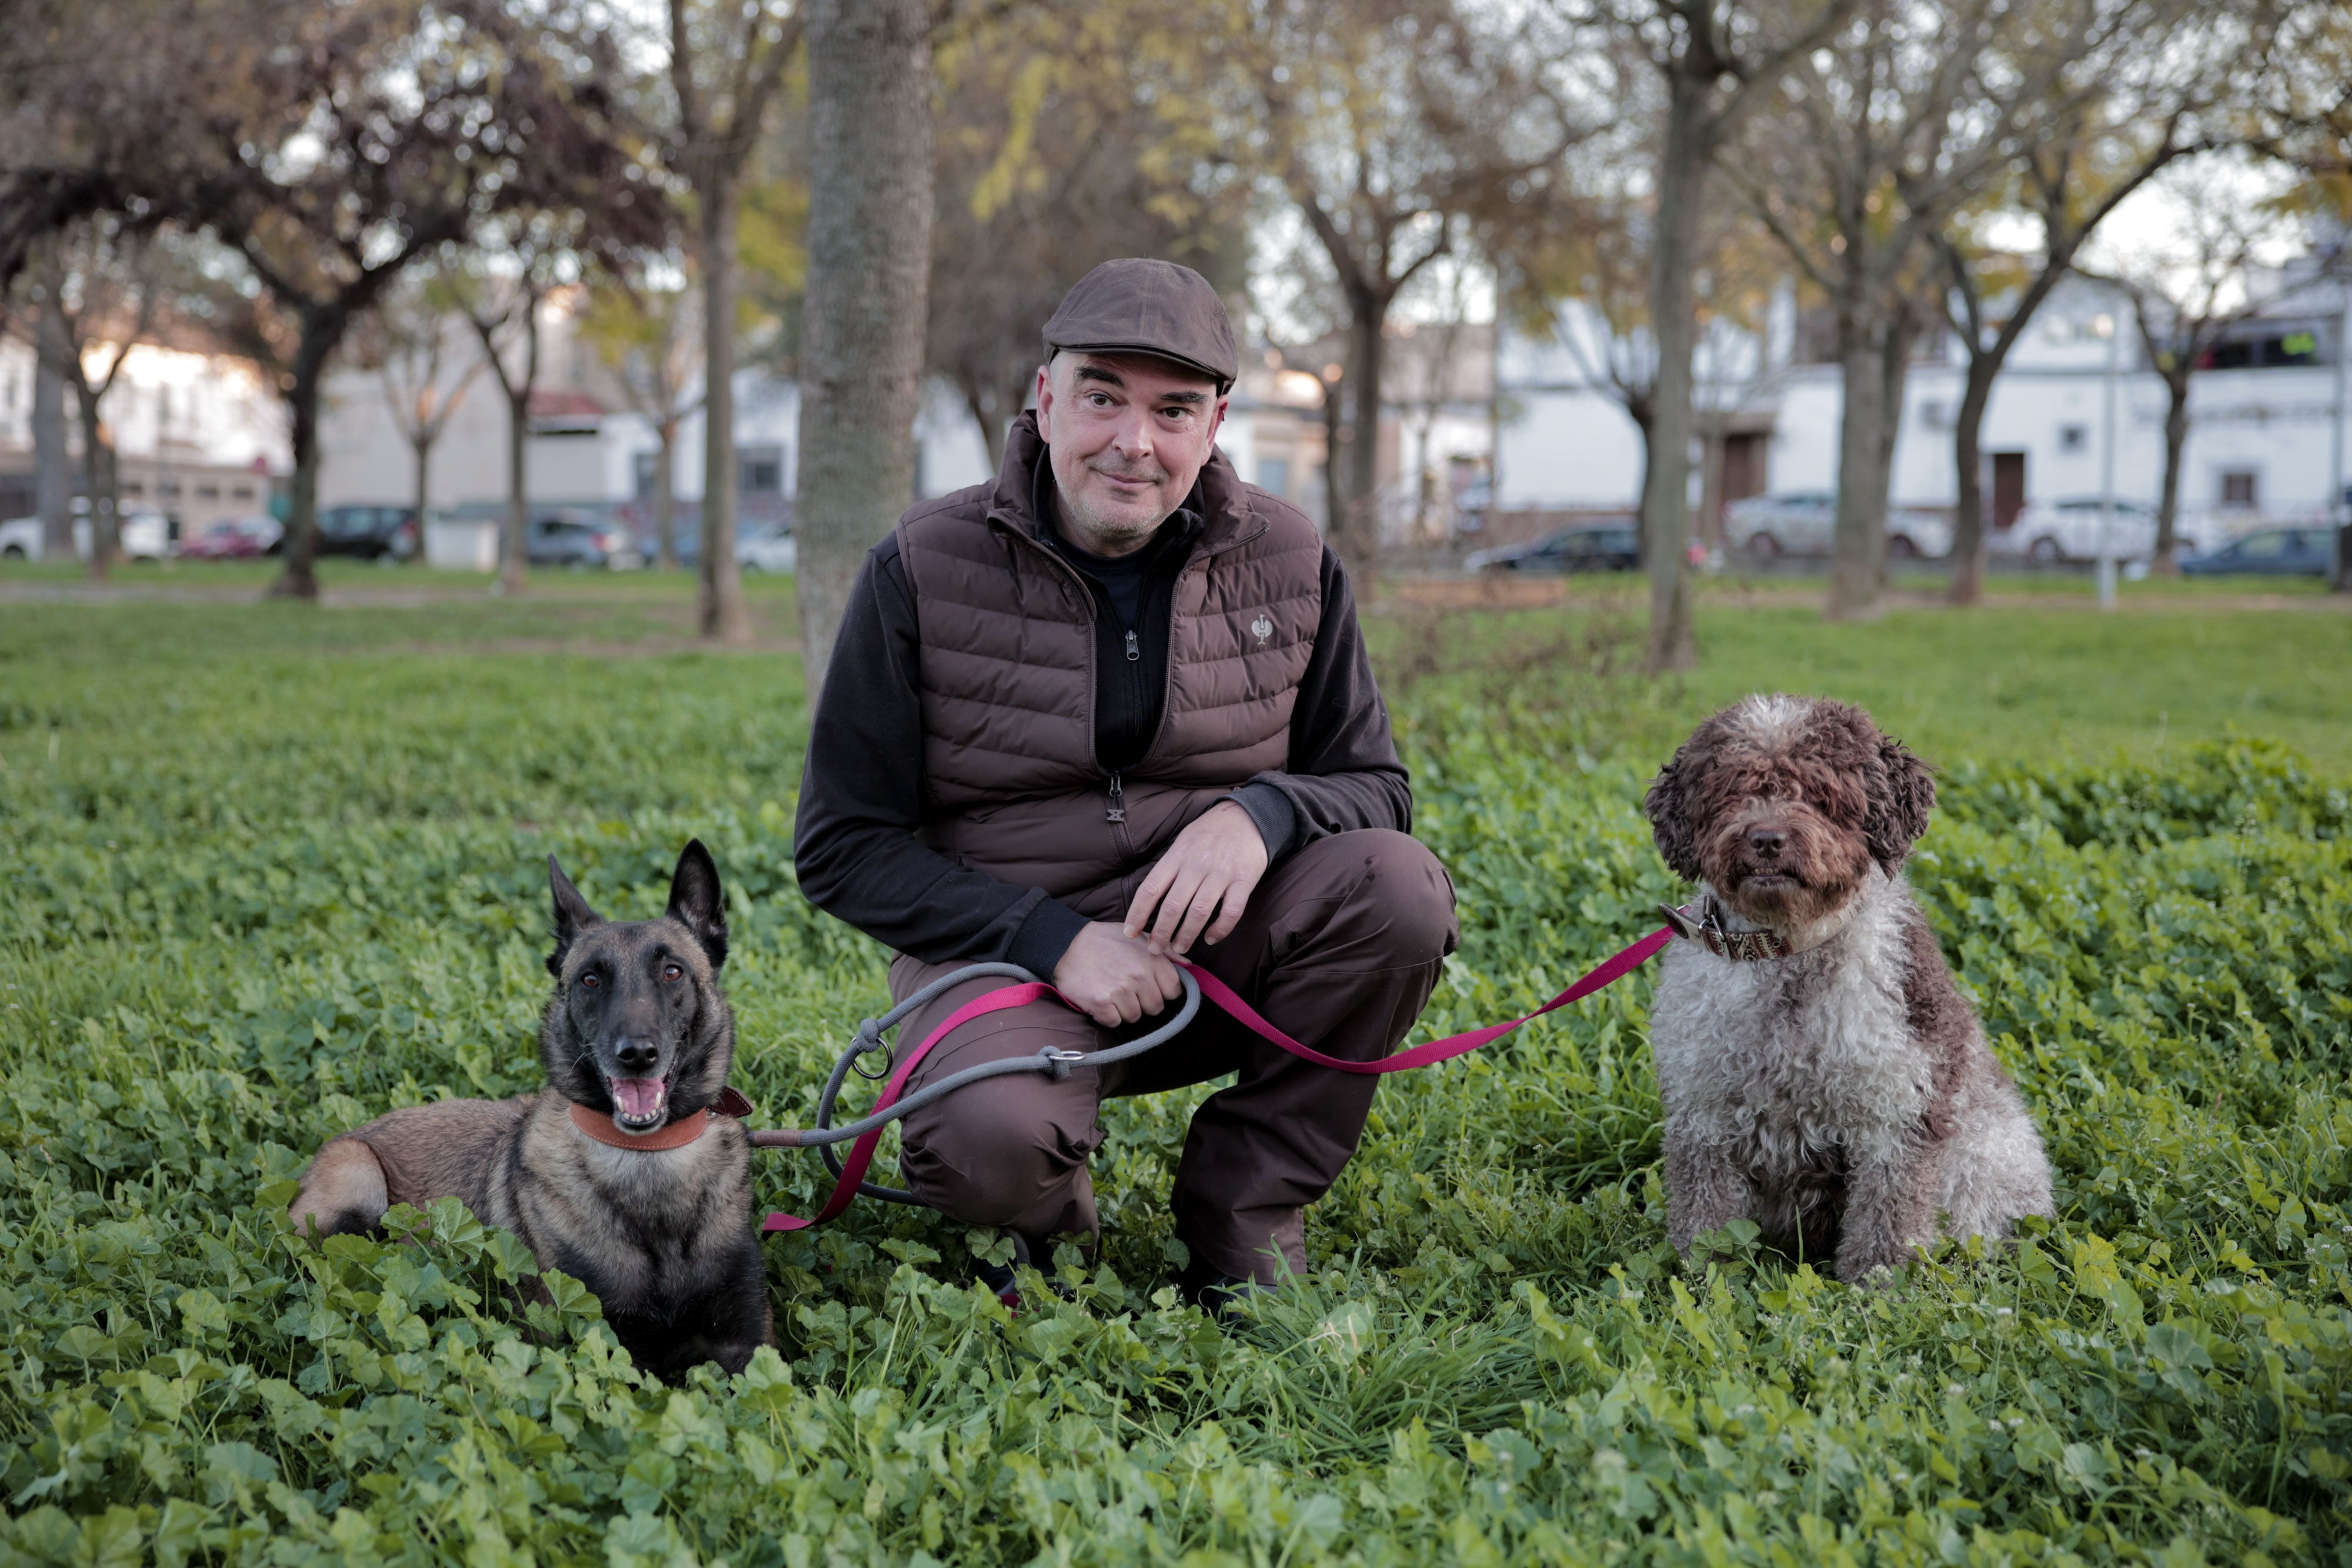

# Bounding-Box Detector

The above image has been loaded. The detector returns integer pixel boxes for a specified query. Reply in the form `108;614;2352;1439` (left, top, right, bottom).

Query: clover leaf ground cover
1;580;2347;1566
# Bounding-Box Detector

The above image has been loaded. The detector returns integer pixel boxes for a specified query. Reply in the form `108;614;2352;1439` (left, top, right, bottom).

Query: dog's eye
578;973;600;990
662;963;683;982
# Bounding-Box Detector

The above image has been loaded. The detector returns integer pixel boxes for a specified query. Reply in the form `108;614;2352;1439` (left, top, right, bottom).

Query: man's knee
898;1074;1097;1228
1319;829;1458;966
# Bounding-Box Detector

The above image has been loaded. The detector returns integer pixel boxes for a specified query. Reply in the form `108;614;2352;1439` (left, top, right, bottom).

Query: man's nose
613;1037;661;1075
1746;827;1786;857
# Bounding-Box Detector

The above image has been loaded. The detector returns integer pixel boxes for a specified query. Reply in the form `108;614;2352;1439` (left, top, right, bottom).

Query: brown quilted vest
895;414;1324;922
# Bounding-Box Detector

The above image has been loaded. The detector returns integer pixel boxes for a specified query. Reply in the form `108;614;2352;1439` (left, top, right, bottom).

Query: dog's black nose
1747;827;1786;857
613;1038;661;1075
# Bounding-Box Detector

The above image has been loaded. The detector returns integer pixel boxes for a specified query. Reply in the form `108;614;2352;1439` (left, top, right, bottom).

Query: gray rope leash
747;963;1203;1207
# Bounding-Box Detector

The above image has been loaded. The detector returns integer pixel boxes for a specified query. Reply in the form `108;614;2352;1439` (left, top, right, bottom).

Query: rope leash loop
752;922;1676;1233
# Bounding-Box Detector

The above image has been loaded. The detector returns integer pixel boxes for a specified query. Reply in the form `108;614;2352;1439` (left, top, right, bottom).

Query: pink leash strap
761;925;1675;1232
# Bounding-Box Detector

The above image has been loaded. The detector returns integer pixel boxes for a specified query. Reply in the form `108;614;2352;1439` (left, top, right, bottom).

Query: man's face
1034;351;1227;557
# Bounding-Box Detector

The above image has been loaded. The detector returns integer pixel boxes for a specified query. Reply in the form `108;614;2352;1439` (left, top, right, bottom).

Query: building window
125;480;145;497
1256;457;1289;498
633;451;659;499
196;483;219;500
2058;424;2087;453
740;445;783;496
2220;470;2259;509
231;485;255;501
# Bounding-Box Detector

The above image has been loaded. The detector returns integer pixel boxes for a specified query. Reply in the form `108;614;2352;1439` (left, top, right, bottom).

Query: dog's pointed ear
548;855;603;977
1865;735;1937;871
1645;750;1703;884
666;838;729;970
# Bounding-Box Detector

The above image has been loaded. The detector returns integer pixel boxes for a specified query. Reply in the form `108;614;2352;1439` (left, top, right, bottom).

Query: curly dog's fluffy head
1645;696;1935;930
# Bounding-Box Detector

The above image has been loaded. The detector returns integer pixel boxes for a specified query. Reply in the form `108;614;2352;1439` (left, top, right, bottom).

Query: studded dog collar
1658;898;1793;962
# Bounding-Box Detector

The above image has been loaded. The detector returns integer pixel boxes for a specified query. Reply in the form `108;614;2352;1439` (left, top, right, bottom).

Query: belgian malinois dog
290;840;772;1379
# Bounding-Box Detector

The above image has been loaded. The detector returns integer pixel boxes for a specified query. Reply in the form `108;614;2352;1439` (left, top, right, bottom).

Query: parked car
654;517;796;572
526;511;641;569
736;521;798;573
2180;526;2336;577
316;504;418;561
1723;492;1951;560
180;515;283;560
0;507;172;561
2000;498;2214;564
1465;518;1641;574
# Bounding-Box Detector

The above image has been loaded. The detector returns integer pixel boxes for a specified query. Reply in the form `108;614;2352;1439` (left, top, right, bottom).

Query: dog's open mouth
1742;870;1799;890
609;1076;670;1133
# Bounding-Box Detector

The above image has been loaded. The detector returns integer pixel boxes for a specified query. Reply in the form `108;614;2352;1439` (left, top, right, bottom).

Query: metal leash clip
848;1018;895;1081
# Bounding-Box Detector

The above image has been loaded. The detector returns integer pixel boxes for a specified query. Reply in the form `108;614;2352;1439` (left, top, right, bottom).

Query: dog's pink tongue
612;1078;666;1122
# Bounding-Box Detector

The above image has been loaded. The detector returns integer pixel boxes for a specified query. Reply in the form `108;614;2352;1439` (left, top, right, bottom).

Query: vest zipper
1125;629;1140;662
1105;772;1125;824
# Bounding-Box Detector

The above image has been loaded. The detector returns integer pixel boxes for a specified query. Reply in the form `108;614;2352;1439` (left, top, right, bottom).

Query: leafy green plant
1;594;2346;1564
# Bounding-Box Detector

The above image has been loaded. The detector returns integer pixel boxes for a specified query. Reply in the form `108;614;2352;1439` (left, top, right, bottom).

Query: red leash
759;924;1676;1233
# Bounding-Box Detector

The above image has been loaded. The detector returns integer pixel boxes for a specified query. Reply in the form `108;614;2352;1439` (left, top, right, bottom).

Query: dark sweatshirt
793;455;1411;978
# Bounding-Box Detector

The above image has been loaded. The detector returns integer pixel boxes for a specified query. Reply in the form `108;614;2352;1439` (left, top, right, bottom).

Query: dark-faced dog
1643;696;2053;1284
290;841;771;1378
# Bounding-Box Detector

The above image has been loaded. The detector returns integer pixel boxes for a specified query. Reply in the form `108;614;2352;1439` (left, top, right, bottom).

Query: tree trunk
1640;70;1708;671
794;0;936;690
73;388;115;581
502;383;529;594
697;182;746;640
1695;416;1726;552
411;434;432;556
2154;368;2189;573
270;346;326;600
1871;311;1915;589
656;422;679;571
1947;354;1997;604
33;310;71;558
1828;306;1887;620
1328;302;1385;578
1321;372;1347;538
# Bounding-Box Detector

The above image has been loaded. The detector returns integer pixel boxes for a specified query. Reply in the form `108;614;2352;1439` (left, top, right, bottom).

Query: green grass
1;574;2347;1566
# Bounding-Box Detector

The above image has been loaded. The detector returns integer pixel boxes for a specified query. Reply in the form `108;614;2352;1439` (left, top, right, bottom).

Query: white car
736;523;797;573
2000;498;2214;564
1723;492;1952;560
0;509;171;561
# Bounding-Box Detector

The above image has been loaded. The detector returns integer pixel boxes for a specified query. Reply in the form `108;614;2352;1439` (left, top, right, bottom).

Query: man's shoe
1175;1252;1265;1320
975;1232;1033;1306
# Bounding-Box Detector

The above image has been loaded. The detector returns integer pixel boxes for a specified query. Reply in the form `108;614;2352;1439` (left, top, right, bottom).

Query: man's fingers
1150;953;1184;1002
1125;858;1179;938
1148;865;1209;953
1201;887;1248;948
1170;877;1227;957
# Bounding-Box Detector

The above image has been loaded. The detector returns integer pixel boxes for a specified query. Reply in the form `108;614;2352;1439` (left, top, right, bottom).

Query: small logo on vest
1250;613;1274;647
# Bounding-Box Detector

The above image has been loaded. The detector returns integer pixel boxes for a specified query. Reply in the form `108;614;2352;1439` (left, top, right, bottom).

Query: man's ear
666;838;729;970
1645;753;1703;884
1865;737;1937;871
548;856;602;978
1033;359;1056;443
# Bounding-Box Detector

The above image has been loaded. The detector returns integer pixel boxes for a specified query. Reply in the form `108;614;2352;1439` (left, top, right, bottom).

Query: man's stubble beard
1055;464;1174;559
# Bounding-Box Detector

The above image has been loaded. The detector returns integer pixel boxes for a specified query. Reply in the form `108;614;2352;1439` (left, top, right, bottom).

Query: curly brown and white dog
1642;696;2052;1284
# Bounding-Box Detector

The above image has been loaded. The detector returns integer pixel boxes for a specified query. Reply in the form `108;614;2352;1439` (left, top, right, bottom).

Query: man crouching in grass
793;259;1457;1315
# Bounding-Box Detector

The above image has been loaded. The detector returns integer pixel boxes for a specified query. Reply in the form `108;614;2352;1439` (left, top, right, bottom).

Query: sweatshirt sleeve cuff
1007;896;1090;981
1225;780;1299;862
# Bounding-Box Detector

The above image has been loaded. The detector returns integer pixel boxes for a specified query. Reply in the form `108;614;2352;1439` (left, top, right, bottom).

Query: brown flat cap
1042;258;1238;390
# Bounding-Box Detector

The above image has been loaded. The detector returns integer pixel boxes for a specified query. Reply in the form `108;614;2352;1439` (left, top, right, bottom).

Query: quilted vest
894;414;1324;922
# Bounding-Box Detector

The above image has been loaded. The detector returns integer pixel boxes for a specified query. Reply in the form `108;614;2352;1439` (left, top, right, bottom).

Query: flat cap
1042;258;1238;390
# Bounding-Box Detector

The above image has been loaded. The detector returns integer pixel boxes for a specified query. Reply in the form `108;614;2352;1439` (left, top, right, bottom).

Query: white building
316;297;994;538
1497;263;2351;545
0;333;289;532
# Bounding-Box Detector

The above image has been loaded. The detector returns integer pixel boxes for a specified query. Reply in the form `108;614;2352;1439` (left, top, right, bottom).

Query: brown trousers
886;829;1458;1283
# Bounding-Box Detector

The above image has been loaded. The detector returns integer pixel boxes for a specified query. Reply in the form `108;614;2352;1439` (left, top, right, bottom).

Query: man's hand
1053;922;1185;1027
1124;799;1269;958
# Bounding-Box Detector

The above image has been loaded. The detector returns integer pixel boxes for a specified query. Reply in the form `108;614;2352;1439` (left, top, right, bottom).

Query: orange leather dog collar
567;1102;711;1152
